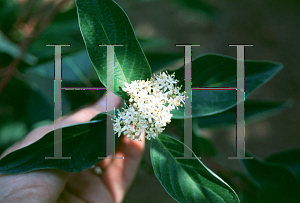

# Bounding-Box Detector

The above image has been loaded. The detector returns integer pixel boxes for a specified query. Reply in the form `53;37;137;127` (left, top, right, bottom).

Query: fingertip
97;130;146;203
116;130;145;159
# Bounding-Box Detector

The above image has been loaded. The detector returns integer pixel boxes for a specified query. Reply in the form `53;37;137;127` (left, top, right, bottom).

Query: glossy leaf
241;153;300;202
196;100;290;129
0;118;107;174
170;54;283;118
76;0;152;99
150;134;240;203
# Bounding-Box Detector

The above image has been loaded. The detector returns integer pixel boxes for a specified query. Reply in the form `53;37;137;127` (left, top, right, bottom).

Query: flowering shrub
0;0;299;202
114;71;185;140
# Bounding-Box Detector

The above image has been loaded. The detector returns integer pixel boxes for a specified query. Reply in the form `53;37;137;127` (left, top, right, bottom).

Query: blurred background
0;0;299;202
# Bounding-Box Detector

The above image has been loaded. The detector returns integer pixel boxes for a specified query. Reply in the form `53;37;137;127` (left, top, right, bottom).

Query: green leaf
31;120;53;130
0;31;37;66
0;0;18;34
170;54;283;118
150;134;240;203
241;153;300;202
192;133;217;157
164;119;217;157
25;50;96;84
25;50;104;116
146;52;183;74
26;90;57;125
0;119;107;174
76;0;152;99
265;148;300;180
0;122;27;146
196;100;290;129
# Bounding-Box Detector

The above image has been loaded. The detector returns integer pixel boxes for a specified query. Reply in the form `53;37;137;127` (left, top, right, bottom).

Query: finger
64;169;115;203
99;130;146;203
1;91;122;158
0;91;123;202
66;132;146;203
0;169;69;203
61;90;122;126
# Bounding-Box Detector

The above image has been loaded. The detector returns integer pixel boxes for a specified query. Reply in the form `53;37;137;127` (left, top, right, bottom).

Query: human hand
0;91;145;203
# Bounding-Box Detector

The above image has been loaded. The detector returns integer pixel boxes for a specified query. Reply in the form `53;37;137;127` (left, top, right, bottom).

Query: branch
0;0;70;95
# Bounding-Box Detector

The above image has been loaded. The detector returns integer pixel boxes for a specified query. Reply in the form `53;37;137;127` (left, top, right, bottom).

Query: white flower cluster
113;71;185;140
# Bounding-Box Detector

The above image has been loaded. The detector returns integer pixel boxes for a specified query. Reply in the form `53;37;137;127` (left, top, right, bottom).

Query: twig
0;0;69;96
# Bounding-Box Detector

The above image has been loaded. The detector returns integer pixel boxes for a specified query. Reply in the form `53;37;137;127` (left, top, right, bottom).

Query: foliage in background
0;0;299;202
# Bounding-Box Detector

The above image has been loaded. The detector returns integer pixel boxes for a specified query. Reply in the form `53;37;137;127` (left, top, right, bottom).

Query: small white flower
113;71;185;140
